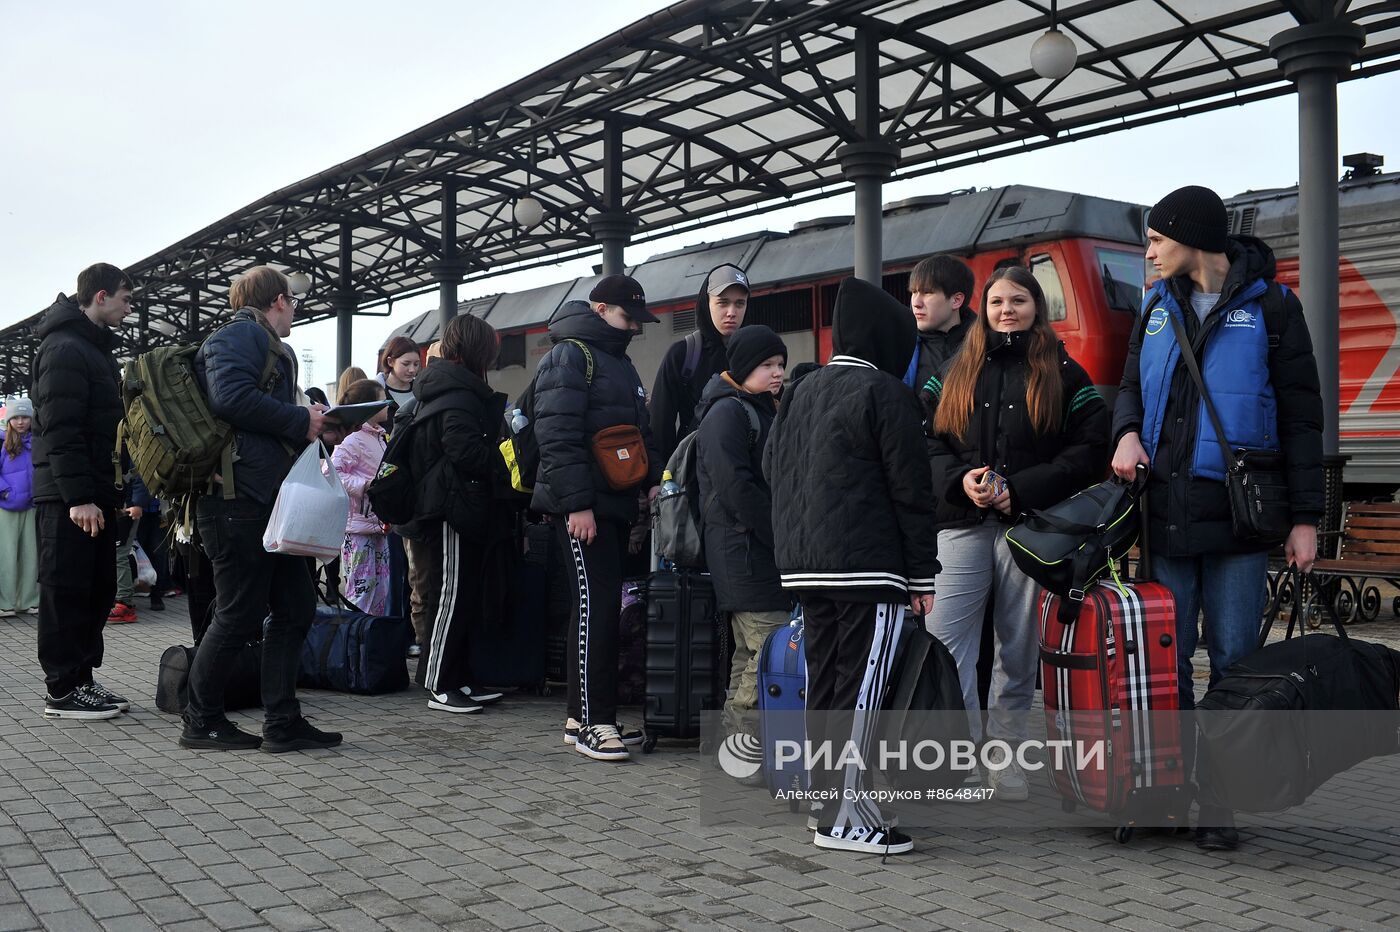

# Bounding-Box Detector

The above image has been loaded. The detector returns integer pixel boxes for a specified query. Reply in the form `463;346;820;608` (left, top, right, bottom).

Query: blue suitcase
301;604;412;694
759;608;809;806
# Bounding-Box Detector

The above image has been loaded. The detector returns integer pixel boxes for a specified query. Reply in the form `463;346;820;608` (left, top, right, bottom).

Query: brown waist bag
591;425;649;491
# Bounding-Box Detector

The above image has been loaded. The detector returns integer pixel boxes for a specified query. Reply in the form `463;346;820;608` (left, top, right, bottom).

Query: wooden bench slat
1343;541;1400;556
1311;558;1400;574
1343;518;1400;533
1348;503;1400;515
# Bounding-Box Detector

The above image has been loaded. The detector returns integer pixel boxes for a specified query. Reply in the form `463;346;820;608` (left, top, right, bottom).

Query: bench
1299;502;1400;623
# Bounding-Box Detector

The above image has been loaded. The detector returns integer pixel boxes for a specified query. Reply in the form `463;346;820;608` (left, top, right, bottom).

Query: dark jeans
36;502;117;698
185;496;315;732
557;519;625;726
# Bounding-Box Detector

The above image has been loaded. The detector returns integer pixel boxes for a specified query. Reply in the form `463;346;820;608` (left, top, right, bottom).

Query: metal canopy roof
5;0;1400;393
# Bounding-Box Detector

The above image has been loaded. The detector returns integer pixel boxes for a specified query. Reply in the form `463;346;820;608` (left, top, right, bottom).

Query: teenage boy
907;254;976;394
31;262;134;719
765;277;941;855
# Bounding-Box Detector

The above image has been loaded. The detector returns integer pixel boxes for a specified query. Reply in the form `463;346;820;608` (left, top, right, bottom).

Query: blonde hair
336;366;368;403
229;266;289;312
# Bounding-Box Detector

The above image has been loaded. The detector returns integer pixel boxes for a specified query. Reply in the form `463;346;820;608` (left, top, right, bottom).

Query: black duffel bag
879;618;971;791
1196;565;1400;812
155;641;263;715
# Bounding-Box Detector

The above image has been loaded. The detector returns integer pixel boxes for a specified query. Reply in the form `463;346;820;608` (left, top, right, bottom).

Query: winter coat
649;264;737;460
764;277;941;603
0;434;33;511
410;359;510;538
910;306;976;395
30;294;123;508
695;373;788;612
925;331;1109;529
530;303;662;526
195;309;309;506
332;423;388;535
1112;236;1324;556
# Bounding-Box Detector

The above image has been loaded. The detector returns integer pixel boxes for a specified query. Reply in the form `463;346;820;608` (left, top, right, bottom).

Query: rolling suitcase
759;608;808;804
617;582;648;707
1039;581;1187;841
643;569;725;749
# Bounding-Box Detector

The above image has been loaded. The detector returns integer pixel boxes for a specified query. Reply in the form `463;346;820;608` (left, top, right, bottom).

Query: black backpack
366;397;455;528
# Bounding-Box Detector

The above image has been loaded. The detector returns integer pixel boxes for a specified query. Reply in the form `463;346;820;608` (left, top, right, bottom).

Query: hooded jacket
195;308;310;506
409;359;509;538
530;302;662;525
925;330;1109;529
764;277;941;602
0;433;33;512
695;373;787;612
649;263;740;460
30;294;123;508
332;422;388;535
1112;235;1324;556
910;305;977;395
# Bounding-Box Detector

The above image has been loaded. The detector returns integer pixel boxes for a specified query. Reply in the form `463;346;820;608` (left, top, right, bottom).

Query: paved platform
3;598;1400;932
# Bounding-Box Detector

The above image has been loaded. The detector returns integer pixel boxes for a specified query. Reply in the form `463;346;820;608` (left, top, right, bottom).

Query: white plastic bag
263;441;350;563
132;542;157;591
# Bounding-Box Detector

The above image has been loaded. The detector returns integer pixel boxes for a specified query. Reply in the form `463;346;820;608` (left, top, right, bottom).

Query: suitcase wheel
1113;825;1135;844
642;734;658;754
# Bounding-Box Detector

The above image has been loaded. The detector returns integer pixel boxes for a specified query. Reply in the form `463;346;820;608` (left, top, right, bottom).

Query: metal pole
336;224;355;376
438;179;460;336
187;282;199;338
838;29;898;285
1271;19;1365;459
590;119;634;276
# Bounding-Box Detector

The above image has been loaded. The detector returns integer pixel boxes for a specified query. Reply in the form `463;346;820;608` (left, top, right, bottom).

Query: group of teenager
22;183;1322;858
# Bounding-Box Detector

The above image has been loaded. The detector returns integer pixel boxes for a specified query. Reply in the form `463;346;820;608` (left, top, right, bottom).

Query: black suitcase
643;569;726;747
1197;566;1400;811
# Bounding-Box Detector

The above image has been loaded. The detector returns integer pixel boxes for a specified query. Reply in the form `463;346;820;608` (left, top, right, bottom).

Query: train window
1096;248;1146;314
1029;254;1067;322
495;332;526;369
744;288;814;334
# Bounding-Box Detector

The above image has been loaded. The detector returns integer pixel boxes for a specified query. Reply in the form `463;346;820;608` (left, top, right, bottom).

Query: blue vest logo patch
1225;308;1256;328
1145;307;1169;336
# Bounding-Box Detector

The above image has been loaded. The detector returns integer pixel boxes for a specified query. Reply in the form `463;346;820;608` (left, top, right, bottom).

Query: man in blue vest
1110;185;1324;852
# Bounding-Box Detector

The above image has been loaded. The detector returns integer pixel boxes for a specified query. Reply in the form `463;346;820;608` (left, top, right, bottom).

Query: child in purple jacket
331;381;391;615
0;398;38;616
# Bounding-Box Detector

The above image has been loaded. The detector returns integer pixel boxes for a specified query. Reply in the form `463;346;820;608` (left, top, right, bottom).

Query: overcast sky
4;1;1399;390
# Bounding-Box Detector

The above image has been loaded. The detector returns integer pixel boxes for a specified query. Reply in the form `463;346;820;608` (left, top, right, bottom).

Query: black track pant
800;593;906;832
36;503;117;698
557;519;625;727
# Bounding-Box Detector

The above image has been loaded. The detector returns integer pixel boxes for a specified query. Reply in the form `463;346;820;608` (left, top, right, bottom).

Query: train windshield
1097;247;1146;314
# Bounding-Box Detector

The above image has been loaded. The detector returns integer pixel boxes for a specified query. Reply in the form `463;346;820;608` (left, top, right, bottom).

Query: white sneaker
0;610;14;618
985;748;1030;801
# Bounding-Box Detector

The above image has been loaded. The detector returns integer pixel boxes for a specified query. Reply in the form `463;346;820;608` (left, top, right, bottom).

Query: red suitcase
1039;582;1187;840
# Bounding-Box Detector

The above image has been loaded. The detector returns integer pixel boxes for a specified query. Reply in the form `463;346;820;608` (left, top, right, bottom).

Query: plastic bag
133;542;157;591
263;441;350;564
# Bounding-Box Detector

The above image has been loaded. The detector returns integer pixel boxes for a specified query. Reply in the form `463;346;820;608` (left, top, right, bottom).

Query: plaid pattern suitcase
1039;582;1186;823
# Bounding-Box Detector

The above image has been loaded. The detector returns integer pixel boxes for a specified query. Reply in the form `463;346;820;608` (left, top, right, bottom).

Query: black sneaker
149;592;165;612
428;691;483;714
1194;826;1240;851
82;682;131;713
814;825;914;855
178;720;262;750
460;686;503;706
262;718;343;753
43;689;121;721
563;717;644;746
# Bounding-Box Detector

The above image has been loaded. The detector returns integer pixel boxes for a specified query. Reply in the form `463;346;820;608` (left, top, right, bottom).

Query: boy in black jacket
765;277;941;855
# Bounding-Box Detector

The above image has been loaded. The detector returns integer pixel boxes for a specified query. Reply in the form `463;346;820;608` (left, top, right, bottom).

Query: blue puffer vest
1138;278;1279;481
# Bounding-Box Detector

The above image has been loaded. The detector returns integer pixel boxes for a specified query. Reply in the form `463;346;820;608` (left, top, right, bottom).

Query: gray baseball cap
706;265;750;296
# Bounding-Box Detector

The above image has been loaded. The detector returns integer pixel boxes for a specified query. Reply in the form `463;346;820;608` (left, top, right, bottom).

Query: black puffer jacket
764;277;941;603
195;309;309;506
1112;235;1324;556
695;374;787;612
530;302;662;525
926;331;1110;529
913;306;976;397
30;294;123;508
649;263;739;460
409;359;510;538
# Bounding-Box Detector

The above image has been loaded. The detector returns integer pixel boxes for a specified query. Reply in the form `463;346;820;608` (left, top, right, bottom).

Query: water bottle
509;407;528;435
660;468;680;497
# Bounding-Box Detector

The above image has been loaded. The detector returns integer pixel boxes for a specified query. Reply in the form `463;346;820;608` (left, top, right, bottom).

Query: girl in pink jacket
331;381;391;615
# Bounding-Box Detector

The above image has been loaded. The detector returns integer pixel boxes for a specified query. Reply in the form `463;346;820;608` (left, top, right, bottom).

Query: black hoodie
914;305;976;397
648;263;741;460
530;301;662;525
764;277;940;602
30;294;123;508
1112;234;1324;556
408;358;509;536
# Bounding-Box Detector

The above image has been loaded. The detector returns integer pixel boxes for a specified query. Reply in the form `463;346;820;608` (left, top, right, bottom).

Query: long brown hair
3;418;26;459
933;265;1064;440
378;336;419;374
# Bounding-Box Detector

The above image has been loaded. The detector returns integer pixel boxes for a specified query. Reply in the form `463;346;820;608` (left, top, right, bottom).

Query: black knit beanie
726;324;787;383
1147;185;1229;253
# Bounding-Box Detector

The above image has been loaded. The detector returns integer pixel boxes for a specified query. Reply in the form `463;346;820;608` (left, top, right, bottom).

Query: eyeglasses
283;293;303;311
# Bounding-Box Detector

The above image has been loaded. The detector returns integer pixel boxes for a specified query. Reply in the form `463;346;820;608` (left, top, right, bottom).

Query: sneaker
460;686;503;706
985;747;1030;801
178;720;262;750
563;717;644;746
43;689;121;720
165;586;184;598
82;682;131;713
407;643;422;659
106;602;137;624
574;724;630;761
262;718;343;753
0;610;14;618
963;764;985;787
814;826;914;855
1194;826;1240;851
24;607;38;615
428;691;483;714
149;592;165;612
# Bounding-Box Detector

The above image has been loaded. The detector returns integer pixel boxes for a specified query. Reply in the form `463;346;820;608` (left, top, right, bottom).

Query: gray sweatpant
927;523;1040;742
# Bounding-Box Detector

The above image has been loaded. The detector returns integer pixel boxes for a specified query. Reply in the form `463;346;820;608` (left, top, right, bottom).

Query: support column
138;302;149;353
335;224;357;377
1271;18;1365;457
590;119;635;276
838;28;899;285
186;283;199;339
430;259;468;338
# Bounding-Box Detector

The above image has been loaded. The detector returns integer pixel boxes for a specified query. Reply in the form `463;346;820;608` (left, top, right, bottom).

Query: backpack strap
681;331;703;383
730;396;762;450
560;338;595;386
1260;281;1287;351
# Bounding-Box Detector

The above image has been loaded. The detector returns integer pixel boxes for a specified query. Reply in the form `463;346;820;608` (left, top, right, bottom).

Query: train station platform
2;599;1400;932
